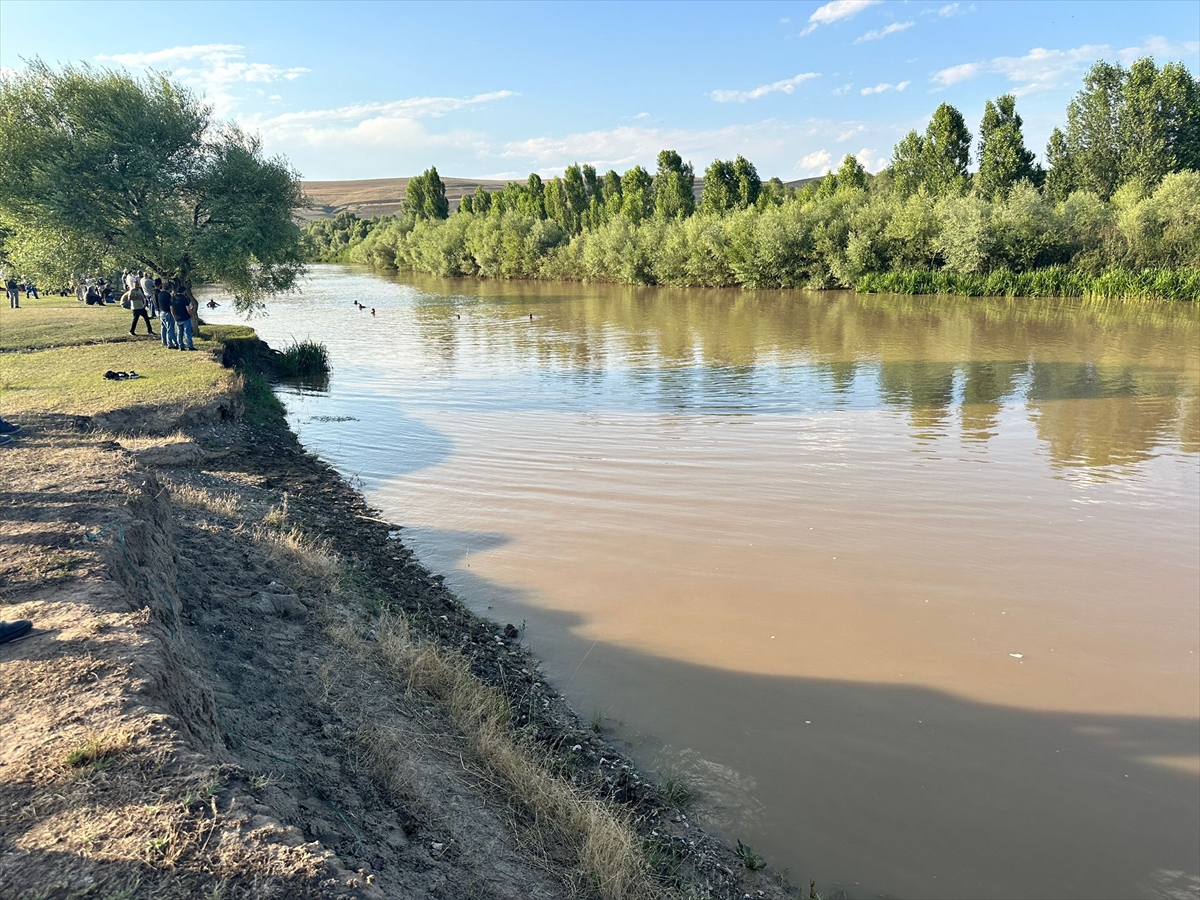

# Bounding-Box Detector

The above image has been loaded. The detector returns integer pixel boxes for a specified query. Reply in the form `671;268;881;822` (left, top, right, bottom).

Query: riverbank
0;296;797;899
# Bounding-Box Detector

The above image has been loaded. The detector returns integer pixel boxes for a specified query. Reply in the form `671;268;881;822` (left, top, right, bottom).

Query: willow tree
0;62;304;311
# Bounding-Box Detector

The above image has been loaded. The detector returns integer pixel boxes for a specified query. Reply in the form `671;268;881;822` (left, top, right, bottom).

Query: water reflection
386;273;1198;476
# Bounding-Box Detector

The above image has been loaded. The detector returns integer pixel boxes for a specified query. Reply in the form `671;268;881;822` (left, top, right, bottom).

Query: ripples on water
204;267;1200;900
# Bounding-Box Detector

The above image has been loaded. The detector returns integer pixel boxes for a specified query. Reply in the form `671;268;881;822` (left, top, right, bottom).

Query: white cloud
798;149;834;175
801;0;881;35
838;123;867;141
854;147;886;172
832;83;854;96
633;112;650;119
929;36;1196;96
932;62;982;86
96;44;309;116
860;81;909;95
711;72;821;103
1117;35;1200;65
499;119;835;173
922;2;962;16
856;21;914;42
244;91;513;149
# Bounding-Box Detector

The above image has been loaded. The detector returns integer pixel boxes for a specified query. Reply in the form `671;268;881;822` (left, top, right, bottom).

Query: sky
1;0;1197;182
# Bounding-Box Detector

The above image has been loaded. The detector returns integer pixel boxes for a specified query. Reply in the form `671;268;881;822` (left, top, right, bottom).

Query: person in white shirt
139;273;156;319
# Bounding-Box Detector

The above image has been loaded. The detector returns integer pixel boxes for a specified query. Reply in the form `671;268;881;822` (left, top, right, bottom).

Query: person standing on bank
139;271;156;319
5;276;19;308
171;282;194;350
154;278;177;348
122;281;154;336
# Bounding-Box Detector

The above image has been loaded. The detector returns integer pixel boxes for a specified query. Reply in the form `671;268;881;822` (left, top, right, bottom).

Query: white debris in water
1010;653;1024;659
805;720;811;724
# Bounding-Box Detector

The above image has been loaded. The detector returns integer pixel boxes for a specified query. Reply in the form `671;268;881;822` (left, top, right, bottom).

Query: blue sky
1;0;1197;182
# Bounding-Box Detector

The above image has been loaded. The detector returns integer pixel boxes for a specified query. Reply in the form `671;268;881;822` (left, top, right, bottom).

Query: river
203;265;1200;900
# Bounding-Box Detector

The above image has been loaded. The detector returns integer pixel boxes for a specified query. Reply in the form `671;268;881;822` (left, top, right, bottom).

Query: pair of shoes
129;330;136;336
0;620;33;644
0;419;20;435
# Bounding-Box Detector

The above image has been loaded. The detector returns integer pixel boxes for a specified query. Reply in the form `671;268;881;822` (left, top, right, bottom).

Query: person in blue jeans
154;279;177;348
171;285;195;350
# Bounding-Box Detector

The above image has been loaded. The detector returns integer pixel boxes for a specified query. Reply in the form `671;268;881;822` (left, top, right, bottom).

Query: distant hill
300;177;514;221
300;175;826;221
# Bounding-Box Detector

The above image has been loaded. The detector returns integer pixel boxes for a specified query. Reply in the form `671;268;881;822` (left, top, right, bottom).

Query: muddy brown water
204;266;1200;900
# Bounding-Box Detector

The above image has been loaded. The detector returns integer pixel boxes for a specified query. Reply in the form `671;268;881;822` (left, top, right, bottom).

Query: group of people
117;270;200;351
80;276;117;305
4;276;38;308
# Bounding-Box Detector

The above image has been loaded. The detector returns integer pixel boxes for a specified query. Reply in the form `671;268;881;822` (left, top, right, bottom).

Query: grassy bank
0;293;794;900
856;266;1200;300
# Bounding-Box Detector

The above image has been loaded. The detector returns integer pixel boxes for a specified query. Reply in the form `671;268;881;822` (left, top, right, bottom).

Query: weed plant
276;339;331;377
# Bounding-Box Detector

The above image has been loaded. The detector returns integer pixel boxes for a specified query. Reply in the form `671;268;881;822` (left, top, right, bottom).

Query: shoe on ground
0;620;33;644
0;434;11;447
0;419;20;435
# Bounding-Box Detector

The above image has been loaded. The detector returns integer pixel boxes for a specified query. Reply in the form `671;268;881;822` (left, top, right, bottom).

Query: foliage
1048;57;1199;200
276;339;331;377
976;95;1041;199
405;166;449;220
0;62;305;312
297;54;1198;302
304;211;378;262
857;266;1200;301
653;150;695;220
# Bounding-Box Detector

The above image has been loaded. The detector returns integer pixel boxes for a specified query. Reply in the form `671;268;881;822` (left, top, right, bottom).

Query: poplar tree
889;131;926;196
976;95;1039;199
1118;58;1200;186
700;159;737;213
563;164;589;233
620;166;654;223
405;167;449;220
923;103;972;195
732;156;762;208
652;150;695;219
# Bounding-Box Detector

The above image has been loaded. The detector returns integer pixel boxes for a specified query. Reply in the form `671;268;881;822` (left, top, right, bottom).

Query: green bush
277;339;331;377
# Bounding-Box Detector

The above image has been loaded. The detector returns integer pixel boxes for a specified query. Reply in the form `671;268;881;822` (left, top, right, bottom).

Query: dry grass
172;484;242;519
64;729;133;770
252;524;339;589
369;614;653;900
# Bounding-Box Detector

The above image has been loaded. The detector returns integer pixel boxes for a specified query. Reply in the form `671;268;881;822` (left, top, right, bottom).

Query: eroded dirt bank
0;363;798;898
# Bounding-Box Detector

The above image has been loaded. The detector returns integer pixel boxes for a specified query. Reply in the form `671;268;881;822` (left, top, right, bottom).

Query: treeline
304;58;1200;299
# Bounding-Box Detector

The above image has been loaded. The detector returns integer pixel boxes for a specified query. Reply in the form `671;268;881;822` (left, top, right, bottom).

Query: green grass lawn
0;295;257;351
0;294;149;350
0;340;239;420
0;292;243;424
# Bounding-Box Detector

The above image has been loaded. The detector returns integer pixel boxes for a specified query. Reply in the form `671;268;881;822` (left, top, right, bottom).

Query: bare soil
0;369;798;898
